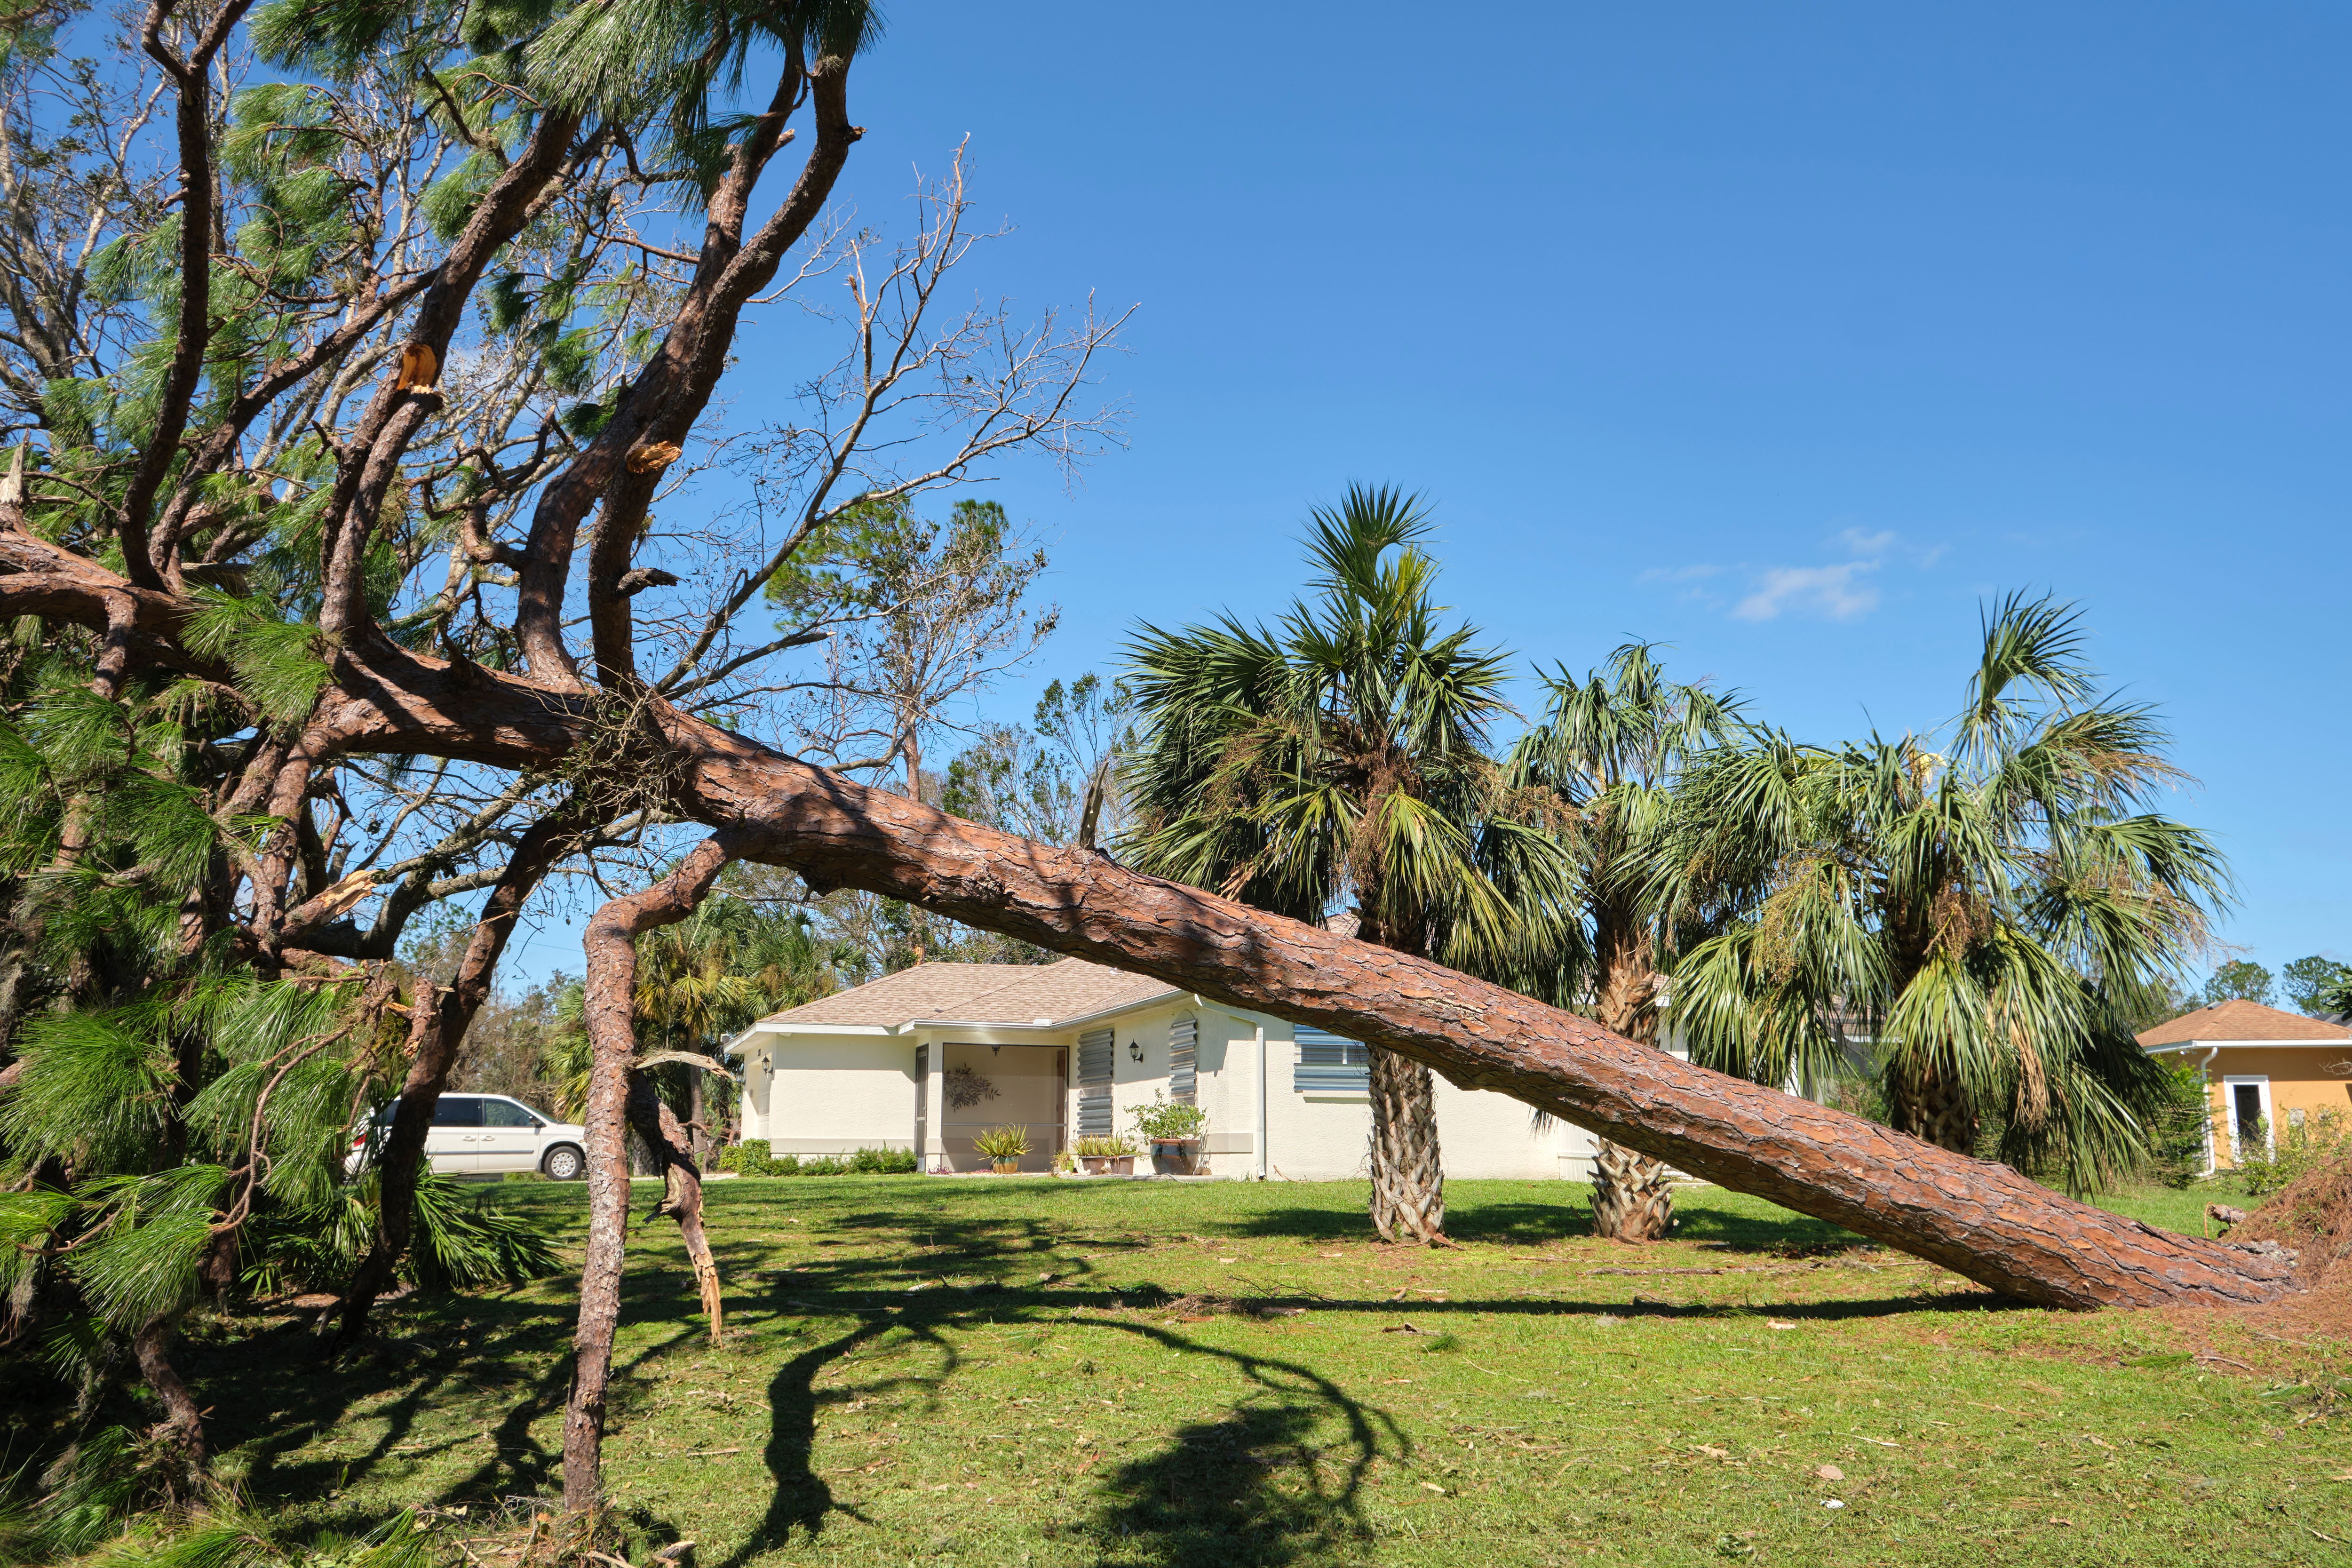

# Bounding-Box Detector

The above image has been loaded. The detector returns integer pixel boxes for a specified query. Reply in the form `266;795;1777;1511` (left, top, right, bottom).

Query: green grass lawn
179;1177;2348;1568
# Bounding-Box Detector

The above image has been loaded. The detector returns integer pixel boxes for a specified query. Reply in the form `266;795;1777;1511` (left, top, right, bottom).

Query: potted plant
972;1124;1031;1175
1127;1094;1209;1174
1073;1134;1140;1176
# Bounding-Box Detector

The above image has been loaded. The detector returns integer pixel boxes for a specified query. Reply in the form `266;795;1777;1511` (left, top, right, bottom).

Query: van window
483;1098;542;1128
431;1097;483;1127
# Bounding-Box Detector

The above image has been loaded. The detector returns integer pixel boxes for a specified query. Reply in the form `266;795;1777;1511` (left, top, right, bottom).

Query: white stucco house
723;957;1655;1180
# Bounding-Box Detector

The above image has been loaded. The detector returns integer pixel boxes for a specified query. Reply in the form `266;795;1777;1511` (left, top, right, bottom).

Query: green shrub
717;1141;797;1177
1126;1093;1207;1142
717;1140;771;1175
2145;1062;2218;1189
2232;1108;2352;1199
1074;1134;1139;1158
718;1142;915;1176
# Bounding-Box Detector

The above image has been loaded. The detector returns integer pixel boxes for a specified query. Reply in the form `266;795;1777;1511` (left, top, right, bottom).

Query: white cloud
1733;561;1880;621
1837;527;1898;556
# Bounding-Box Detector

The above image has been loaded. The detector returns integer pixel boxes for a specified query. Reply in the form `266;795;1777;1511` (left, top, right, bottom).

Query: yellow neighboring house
2137;998;2352;1173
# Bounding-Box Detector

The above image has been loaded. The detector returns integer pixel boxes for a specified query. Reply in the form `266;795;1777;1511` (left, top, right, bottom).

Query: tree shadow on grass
716;1300;1405;1568
714;1310;952;1566
211;1258;714;1528
1060;1321;1401;1568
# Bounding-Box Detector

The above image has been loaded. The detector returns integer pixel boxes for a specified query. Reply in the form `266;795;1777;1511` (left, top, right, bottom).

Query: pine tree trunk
685;734;2296;1309
562;836;736;1517
1367;1045;1446;1243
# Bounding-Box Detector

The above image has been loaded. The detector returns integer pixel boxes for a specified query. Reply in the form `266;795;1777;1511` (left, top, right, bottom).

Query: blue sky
513;3;2351;987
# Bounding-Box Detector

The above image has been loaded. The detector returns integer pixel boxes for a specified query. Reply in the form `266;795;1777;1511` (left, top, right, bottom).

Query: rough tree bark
1366;1047;1446;1244
562;835;736;1515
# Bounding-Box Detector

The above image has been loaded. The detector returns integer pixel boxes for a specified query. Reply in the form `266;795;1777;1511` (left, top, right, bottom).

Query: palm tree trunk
1589;1139;1676;1242
1588;918;1675;1242
1893;1064;1978;1154
562;835;737;1517
687;1067;710;1171
1367;1046;1446;1243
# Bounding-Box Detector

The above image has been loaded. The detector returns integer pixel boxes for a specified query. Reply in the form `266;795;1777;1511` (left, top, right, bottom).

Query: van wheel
542;1145;586;1181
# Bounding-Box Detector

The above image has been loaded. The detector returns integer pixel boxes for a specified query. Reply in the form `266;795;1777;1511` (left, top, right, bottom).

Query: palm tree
1508;644;1741;1240
1658;594;2227;1193
1122;486;1572;1242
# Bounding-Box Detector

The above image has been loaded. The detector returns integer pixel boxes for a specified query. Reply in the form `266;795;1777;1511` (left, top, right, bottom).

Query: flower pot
1152;1138;1200;1175
1080;1155;1109;1175
991;1159;1021;1175
1109;1155;1135;1175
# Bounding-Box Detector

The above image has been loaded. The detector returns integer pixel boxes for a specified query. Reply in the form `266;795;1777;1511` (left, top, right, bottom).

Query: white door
428;1095;485;1172
478;1097;546;1172
2223;1076;2273;1162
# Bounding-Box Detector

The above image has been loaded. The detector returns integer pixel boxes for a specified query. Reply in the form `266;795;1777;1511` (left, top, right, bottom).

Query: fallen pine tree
0;1;2295;1521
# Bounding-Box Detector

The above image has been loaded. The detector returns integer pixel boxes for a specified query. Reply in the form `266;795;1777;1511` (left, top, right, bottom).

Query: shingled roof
755;958;1179;1029
2136;997;2352;1047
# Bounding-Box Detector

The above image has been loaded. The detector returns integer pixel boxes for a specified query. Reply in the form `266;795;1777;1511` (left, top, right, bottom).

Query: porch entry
941;1041;1066;1172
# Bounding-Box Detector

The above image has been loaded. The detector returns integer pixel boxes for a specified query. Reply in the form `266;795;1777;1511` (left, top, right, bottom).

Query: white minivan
348;1093;588;1180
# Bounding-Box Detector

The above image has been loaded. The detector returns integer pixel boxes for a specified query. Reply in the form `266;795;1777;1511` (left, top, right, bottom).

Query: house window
1169;1015;1198;1103
1076;1027;1113;1137
1295;1027;1370;1093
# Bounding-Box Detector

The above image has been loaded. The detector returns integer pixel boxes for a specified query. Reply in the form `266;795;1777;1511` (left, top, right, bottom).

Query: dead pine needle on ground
28;1176;2351;1568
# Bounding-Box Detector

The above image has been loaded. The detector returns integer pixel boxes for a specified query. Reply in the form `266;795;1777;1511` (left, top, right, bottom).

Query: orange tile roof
758;957;1179;1029
2136;997;2351;1047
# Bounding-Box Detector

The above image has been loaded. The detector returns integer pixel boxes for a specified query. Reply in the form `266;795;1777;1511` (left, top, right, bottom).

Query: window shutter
913;1044;929;1157
1169;1015;1198;1103
1077;1027;1113;1137
1295;1027;1370;1092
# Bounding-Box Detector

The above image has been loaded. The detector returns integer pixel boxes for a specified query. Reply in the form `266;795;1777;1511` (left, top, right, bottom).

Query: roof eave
2141;1037;2352;1052
739;985;1189;1040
